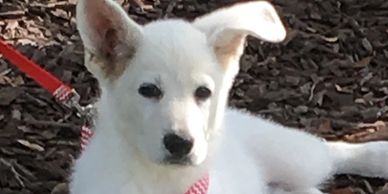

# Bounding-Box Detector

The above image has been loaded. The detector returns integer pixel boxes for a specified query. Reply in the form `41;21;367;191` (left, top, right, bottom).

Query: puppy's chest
100;172;192;194
87;177;183;194
206;171;266;194
116;175;263;194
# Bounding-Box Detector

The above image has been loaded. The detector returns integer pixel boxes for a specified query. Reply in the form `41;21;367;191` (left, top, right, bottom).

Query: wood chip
17;139;45;152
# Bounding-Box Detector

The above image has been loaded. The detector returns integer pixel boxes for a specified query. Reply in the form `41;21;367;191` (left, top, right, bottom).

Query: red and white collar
185;174;209;194
81;126;210;194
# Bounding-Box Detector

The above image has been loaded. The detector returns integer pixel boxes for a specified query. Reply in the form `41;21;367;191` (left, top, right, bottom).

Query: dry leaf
5;20;18;30
17;139;45;152
318;119;332;132
335;84;353;94
355;98;367;105
383;183;388;190
354;57;372;68
320;35;339;43
51;182;68;194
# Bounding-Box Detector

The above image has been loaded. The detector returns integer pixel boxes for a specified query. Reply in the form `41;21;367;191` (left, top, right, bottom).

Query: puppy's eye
194;86;211;101
138;83;163;99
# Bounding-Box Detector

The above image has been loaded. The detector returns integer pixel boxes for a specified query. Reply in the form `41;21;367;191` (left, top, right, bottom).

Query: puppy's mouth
162;156;194;166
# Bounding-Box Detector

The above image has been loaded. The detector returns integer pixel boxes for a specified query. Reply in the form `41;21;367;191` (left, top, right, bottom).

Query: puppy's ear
76;0;142;82
193;1;286;70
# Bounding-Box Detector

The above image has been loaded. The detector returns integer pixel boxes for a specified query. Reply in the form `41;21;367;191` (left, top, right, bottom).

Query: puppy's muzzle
163;133;194;164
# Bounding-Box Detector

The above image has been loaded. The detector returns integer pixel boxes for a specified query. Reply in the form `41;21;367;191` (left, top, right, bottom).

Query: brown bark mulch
0;0;388;193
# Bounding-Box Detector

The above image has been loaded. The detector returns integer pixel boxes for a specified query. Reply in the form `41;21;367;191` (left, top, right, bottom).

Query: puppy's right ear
193;1;286;72
76;0;142;82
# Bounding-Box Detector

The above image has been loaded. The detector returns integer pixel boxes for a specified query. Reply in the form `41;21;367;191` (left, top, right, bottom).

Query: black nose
163;133;193;158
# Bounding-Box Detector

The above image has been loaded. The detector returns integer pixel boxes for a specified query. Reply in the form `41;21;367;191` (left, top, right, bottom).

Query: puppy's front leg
225;110;334;191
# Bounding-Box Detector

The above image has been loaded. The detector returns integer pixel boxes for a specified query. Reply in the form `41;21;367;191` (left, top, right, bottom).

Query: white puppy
70;0;388;193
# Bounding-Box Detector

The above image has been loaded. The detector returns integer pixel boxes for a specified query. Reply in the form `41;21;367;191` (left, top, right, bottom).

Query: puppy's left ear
193;1;286;70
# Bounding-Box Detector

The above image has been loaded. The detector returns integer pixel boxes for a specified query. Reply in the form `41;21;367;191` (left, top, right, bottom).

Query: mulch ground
0;0;388;193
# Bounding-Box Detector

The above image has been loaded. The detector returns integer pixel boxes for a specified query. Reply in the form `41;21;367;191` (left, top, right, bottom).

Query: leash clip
54;85;97;127
68;91;96;125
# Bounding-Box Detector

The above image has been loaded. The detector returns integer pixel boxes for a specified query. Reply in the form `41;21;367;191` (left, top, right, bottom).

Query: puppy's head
77;0;286;166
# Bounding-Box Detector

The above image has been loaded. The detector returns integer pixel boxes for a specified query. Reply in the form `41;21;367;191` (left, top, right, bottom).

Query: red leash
0;39;68;95
0;39;94;147
0;39;86;112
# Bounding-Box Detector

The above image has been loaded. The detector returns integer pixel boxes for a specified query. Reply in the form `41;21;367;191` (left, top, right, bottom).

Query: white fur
71;0;388;194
